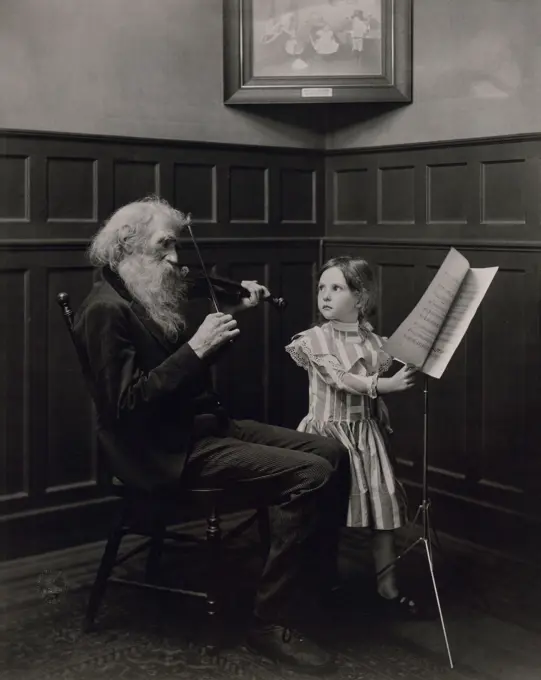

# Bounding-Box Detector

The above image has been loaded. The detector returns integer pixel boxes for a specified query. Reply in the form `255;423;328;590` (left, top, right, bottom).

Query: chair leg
145;519;166;585
205;506;222;654
256;507;271;557
84;509;125;632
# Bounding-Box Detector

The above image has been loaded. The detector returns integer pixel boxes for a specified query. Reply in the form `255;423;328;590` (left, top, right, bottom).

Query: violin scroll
262;293;288;311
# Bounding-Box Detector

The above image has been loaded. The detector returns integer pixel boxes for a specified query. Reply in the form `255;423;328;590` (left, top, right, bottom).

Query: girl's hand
389;364;416;392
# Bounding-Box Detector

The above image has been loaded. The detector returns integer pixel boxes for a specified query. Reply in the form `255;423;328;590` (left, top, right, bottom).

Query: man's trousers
182;418;350;624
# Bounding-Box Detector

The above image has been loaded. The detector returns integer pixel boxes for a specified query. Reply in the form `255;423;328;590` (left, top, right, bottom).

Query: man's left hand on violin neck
223;280;270;315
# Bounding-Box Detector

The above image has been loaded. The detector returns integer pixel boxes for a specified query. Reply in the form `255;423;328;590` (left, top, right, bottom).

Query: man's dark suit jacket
74;267;225;491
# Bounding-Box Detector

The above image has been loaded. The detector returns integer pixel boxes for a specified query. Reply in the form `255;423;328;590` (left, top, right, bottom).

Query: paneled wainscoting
0;130;324;242
326;133;541;244
2;130;541;561
323;241;541;559
325;133;541;558
0;130;323;559
0;239;319;560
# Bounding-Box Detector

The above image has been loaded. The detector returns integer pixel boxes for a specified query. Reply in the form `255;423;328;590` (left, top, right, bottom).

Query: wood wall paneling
215;258;271;422
176;241;320;429
2;130;541;560
113;160;160;210
0;132;324;241
46;158;97;222
481;159;526;224
277;258;319;429
377;164;415;225
229;166;268;223
174;163;217;223
0;131;322;560
476;254;539;501
279;169;315;223
426;162;468;225
0;247;119;560
324;241;541;553
46;267;97;493
0;155;29;221
325;136;541;553
0;269;29;501
334;168;370;224
326;137;541;242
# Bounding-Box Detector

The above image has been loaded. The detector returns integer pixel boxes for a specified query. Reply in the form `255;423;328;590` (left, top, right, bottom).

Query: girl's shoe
379;593;423;619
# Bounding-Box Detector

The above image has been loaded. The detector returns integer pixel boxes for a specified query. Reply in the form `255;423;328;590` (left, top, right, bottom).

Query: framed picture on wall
223;0;412;105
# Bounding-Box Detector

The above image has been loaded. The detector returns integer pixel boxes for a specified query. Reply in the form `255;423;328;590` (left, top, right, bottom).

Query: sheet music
382;248;470;367
422;266;498;378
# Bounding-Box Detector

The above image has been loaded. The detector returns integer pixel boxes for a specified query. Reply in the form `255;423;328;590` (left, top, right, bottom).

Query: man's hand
188;313;240;359
223;280;270;315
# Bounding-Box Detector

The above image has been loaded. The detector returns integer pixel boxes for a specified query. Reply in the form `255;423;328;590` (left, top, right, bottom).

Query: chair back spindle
55;291;101;412
57;292;75;332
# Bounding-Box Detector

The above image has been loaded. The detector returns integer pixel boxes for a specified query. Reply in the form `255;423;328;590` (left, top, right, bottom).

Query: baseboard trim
404;482;541;562
0;496;121;561
0;510;251;608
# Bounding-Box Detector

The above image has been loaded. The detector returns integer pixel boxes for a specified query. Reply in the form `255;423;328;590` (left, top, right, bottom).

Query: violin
183;223;287;313
180;266;287;311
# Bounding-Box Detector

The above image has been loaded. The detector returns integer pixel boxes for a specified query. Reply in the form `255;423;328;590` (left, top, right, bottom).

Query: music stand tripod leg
420;374;454;668
423;537;454;668
424;497;445;558
376;374;454;669
376;536;423;580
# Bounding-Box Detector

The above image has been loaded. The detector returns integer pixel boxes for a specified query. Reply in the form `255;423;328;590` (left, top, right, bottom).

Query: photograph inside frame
251;0;383;78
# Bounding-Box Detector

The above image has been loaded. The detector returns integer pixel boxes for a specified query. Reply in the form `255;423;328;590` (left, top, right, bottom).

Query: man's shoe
246;622;334;674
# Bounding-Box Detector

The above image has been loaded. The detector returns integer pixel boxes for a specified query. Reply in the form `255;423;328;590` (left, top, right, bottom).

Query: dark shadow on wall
323;101;407;139
226;104;329;147
227;101;409;148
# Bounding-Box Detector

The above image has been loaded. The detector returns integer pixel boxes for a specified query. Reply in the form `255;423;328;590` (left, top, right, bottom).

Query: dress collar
329;319;374;338
330;320;359;332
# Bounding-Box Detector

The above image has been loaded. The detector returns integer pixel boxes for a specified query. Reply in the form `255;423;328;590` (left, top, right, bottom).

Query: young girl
285;256;419;616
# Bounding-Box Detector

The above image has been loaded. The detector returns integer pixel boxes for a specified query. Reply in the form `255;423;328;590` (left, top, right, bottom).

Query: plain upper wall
2;0;539;152
0;0;321;148
326;0;541;149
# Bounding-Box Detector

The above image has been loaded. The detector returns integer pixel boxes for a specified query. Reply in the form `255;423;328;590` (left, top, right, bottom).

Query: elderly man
75;197;349;673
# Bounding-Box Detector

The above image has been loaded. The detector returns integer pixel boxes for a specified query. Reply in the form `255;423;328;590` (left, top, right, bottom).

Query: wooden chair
56;292;271;650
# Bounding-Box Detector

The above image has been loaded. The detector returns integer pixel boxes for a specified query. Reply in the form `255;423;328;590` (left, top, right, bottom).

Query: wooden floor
1;515;540;679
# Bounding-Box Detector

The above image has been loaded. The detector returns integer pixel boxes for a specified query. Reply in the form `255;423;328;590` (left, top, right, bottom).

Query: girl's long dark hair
317;256;377;323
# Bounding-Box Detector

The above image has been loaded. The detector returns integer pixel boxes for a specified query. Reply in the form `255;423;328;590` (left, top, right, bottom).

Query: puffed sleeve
285;328;380;398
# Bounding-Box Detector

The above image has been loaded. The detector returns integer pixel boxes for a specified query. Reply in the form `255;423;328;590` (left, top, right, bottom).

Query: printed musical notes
382;248;498;378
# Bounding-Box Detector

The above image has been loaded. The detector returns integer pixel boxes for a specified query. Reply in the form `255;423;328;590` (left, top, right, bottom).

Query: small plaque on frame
301;87;333;98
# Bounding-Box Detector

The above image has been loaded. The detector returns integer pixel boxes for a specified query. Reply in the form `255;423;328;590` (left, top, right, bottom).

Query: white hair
88;196;189;270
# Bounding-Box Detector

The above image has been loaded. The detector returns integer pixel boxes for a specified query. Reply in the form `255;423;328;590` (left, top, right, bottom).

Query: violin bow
185;221;221;314
184;219;287;312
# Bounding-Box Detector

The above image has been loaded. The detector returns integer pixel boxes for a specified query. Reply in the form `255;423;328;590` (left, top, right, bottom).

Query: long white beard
118;255;188;341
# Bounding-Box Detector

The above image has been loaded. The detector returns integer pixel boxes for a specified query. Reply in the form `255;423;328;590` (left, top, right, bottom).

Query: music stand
375;249;499;670
376;372;454;669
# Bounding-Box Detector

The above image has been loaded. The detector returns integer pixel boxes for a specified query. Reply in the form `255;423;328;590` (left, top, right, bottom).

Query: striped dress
285;319;405;530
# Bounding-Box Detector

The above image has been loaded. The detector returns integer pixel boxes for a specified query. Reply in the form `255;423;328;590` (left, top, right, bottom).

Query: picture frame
223;0;412;105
